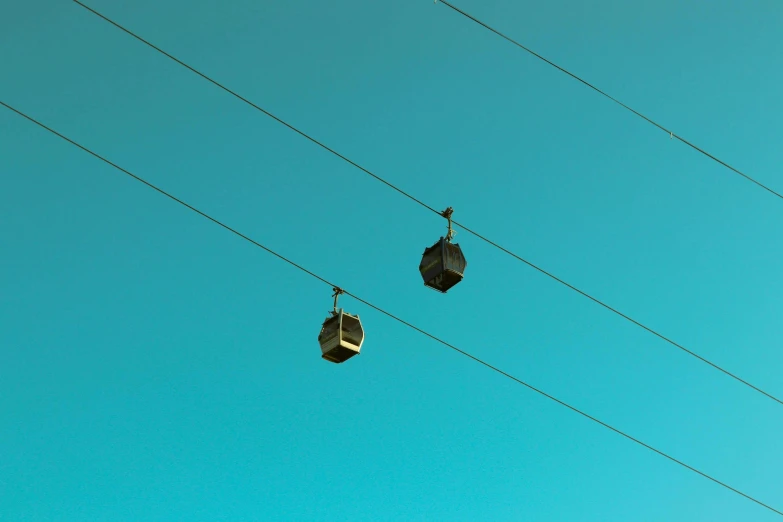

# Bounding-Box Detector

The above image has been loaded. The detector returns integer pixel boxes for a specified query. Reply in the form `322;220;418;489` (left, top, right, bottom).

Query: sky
1;0;782;520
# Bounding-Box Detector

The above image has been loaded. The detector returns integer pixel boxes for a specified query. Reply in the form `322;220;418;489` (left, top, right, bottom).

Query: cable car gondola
419;207;467;293
318;287;365;363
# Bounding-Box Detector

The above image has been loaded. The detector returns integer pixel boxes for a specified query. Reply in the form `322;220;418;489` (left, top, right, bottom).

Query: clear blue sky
2;0;782;520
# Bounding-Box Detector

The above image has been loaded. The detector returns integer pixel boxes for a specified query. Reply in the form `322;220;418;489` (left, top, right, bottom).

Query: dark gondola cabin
419;236;467;293
318;309;365;363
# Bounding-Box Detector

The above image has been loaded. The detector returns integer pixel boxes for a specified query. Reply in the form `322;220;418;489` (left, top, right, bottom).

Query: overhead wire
1;99;781;517
70;0;783;408
435;0;783;201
